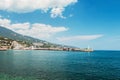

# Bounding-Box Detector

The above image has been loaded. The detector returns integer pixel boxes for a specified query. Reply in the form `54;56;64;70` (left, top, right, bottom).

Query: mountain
0;26;46;43
0;26;76;48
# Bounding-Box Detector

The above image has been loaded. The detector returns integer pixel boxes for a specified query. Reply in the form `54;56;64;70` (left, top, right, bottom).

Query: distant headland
0;26;93;52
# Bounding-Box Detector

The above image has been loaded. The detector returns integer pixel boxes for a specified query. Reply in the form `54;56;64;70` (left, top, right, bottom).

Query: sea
0;50;120;80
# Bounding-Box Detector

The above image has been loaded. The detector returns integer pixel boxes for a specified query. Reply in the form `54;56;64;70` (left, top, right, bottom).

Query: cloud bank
57;35;103;42
0;18;68;39
0;0;77;18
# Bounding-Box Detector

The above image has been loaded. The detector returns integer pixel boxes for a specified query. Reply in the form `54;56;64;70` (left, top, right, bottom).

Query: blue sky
0;0;120;50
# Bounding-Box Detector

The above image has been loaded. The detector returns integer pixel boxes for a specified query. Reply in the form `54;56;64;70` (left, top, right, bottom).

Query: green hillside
0;26;46;43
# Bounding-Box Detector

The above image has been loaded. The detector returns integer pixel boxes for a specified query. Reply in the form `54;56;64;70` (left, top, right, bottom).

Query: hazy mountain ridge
0;26;76;48
0;26;46;43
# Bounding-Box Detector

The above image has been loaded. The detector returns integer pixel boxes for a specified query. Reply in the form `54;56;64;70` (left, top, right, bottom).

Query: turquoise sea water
0;50;120;80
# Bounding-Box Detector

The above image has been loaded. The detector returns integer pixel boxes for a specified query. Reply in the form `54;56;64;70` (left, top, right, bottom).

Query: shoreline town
0;37;93;52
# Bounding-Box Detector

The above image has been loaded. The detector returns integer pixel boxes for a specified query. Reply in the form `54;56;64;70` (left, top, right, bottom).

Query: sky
0;0;120;50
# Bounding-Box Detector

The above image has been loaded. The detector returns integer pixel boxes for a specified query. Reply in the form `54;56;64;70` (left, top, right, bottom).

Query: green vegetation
0;36;13;47
17;41;32;47
0;26;45;43
0;26;62;48
0;26;74;49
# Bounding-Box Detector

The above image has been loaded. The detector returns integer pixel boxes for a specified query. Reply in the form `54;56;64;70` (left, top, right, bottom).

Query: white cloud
0;18;68;39
50;7;66;19
11;23;30;30
57;35;103;42
0;0;78;18
0;18;11;27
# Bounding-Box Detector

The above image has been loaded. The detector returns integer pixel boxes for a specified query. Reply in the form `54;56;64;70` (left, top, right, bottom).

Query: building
11;41;25;49
33;43;44;48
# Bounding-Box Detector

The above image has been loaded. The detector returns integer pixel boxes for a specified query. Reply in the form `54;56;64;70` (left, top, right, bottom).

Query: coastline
0;47;93;52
